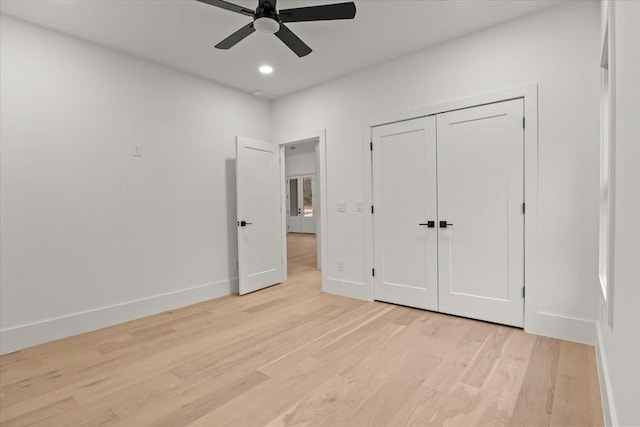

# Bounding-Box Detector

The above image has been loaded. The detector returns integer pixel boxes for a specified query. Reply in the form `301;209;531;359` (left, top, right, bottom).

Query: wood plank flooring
0;233;603;426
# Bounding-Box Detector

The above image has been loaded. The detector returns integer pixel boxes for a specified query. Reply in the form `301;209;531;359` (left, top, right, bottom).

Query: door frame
363;84;540;334
277;130;328;286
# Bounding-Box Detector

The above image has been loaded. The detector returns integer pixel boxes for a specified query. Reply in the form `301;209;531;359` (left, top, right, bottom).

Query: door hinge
522;117;525;129
372;268;375;277
522;287;526;298
522;202;526;214
370;142;373;151
371;205;374;214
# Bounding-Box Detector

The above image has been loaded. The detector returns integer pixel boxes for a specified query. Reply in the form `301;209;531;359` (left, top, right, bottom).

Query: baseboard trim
0;278;238;355
324;277;372;301
595;323;618;426
526;312;597;345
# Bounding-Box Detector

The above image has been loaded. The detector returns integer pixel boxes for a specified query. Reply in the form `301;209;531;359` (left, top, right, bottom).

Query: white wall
285;151;316;177
597;1;640;425
0;15;271;354
272;1;602;340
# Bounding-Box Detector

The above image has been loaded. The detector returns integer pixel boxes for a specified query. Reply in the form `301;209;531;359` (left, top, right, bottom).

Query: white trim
324;278;372;301
596;322;619;426
366;84;538;128
599;0;616;327
527;312;597;345
363;123;375;302
279;147;289;283
0;278;237;355
277;130;328;291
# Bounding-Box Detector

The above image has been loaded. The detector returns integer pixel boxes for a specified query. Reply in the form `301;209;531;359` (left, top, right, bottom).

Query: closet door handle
419;221;435;228
439;221;454;228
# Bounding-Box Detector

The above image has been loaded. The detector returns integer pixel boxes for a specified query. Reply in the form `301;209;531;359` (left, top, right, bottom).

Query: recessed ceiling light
259;65;273;75
253;90;263;96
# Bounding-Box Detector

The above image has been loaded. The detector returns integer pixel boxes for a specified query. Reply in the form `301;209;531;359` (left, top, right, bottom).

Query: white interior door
237;137;283;295
437;99;524;327
299;175;315;233
286;177;302;233
372;116;438;311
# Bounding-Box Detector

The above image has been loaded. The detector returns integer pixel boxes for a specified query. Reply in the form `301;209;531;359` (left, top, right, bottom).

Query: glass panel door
302;177;313;217
289;178;299;216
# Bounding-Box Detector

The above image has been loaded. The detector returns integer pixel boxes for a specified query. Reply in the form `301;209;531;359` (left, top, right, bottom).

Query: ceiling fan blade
274;24;312;57
196;0;254;17
278;2;356;23
215;23;256;49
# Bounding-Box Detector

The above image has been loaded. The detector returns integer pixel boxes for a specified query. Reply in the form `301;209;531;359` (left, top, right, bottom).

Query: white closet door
437;99;524;327
372;116;438;311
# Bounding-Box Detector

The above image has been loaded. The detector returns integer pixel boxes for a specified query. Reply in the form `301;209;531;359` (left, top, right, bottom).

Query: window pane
303;177;313;217
289;179;298;216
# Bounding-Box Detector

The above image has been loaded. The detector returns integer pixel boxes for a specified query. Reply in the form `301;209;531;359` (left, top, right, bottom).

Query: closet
372;98;525;327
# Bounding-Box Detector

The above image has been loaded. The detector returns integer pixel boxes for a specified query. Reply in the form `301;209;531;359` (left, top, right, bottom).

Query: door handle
439;221;454;228
419;221;435;228
238;220;253;227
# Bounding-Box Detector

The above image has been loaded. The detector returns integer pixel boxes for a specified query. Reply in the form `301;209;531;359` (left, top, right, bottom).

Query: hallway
287;232;318;275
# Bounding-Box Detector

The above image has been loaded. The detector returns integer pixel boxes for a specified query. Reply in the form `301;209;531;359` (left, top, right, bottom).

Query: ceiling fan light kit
197;0;357;57
254;17;280;34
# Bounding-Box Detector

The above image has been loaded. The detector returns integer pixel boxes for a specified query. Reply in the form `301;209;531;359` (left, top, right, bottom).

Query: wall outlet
132;143;142;157
337;260;344;272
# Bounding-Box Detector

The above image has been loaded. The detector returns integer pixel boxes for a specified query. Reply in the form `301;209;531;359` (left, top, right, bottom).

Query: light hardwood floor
0;233;603;426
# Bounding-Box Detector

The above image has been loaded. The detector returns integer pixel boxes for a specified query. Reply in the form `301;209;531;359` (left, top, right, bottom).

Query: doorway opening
282;138;322;279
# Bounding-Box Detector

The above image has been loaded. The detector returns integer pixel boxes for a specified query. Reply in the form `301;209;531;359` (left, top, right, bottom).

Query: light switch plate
356;200;363;212
337;201;347;212
132;143;142;157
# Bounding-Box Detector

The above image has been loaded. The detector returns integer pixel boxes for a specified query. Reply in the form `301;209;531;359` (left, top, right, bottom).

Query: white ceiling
0;0;562;99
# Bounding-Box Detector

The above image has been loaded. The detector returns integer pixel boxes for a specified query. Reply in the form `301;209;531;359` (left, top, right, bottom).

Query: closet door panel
437;99;524;327
372;116;438;311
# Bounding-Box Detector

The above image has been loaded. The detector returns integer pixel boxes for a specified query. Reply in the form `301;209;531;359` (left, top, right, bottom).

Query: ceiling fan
196;0;357;57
